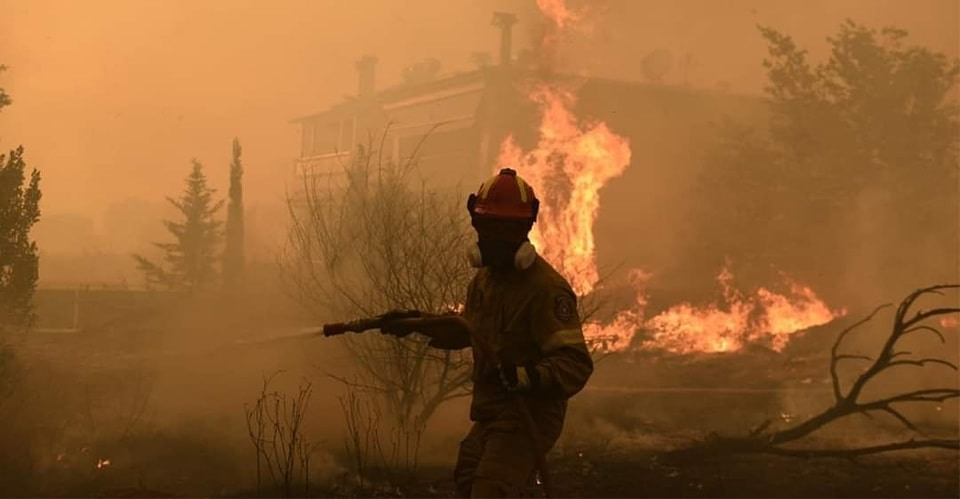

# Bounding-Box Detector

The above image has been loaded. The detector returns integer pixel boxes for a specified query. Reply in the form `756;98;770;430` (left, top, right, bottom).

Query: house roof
289;63;768;128
289;68;490;124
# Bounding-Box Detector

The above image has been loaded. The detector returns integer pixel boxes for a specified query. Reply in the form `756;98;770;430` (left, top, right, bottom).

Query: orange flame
642;267;845;354
753;281;845;349
496;86;631;296
535;0;581;30
582;269;649;352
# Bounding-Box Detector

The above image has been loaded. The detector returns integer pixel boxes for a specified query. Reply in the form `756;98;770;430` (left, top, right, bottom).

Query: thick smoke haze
0;0;955;234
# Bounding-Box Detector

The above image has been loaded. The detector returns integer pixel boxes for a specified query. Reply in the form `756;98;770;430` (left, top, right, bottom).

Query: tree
281;139;474;473
691;20;959;297
0;147;41;333
0;65;11;113
223;138;245;293
133;160;224;293
0;64;41;334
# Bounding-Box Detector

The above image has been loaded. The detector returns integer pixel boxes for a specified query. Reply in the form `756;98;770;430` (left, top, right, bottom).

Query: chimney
356;55;378;98
491;12;517;67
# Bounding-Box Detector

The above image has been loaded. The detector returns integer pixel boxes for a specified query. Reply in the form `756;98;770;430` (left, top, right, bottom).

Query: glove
499;363;542;393
379;309;422;337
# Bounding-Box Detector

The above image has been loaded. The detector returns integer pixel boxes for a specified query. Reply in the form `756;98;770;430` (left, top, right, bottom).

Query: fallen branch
666;284;960;462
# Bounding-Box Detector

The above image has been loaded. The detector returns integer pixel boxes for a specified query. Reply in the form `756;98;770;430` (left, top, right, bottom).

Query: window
312;121;342;156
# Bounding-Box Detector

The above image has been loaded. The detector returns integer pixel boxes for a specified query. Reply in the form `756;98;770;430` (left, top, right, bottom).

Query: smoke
0;261;390;495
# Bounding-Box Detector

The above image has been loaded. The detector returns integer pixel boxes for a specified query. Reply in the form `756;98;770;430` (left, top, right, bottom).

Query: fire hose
322;314;554;498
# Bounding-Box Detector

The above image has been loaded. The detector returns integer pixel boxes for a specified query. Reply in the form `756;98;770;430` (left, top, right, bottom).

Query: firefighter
384;168;594;498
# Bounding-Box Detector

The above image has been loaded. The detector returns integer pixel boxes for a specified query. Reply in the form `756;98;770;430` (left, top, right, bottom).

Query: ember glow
443;303;466;314
940;314;959;329
496;0;846;355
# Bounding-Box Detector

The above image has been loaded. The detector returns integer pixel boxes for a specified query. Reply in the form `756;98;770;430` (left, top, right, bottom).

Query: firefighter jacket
460;255;594;440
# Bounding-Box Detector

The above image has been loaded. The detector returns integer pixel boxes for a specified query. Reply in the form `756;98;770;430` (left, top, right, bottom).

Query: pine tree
223;138;245;292
134;160;224;293
0;146;41;332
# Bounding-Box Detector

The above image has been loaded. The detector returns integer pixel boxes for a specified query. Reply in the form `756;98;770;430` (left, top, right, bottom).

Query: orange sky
0;0;956;228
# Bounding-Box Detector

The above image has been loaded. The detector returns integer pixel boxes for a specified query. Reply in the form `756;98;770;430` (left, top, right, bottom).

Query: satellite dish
642;50;674;83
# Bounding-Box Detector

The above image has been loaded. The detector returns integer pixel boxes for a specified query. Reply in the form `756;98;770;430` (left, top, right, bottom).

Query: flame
642;266;845;354
582;269;649;352
753;281;846;349
535;0;581;30
496;87;631;297
96;458;111;469
491;0;845;355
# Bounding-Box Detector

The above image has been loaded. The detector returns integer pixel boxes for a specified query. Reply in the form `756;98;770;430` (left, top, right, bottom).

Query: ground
547;448;959;498
256;445;960;498
5;329;958;498
77;447;957;498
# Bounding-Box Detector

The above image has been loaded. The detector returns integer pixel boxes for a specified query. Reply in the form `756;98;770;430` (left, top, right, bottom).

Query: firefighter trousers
453;419;547;498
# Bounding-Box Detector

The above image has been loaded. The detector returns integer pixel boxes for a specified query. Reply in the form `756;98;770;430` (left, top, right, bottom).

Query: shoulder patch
553;294;577;323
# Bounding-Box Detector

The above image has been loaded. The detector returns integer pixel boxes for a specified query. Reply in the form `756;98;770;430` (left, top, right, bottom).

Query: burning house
288;11;848;357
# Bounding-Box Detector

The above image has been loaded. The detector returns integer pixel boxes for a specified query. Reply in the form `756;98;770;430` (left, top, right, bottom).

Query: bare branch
874;406;923;434
902;325;947;343
887;358;958;371
749;420;773;437
282;133;473;476
903;307;960;330
893;285;957;332
846;285;959;404
865;388;959;406
830;304;890;401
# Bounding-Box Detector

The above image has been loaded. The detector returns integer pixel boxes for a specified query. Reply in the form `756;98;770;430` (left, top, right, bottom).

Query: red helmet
467;168;540;221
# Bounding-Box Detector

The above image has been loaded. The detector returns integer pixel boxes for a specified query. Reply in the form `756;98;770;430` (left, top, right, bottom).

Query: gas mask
467;239;537;270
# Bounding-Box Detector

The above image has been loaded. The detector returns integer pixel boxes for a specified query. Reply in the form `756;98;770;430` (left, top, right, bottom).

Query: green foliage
0;146;41;332
223;138;245;291
693;20;959;289
133;160;224;293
